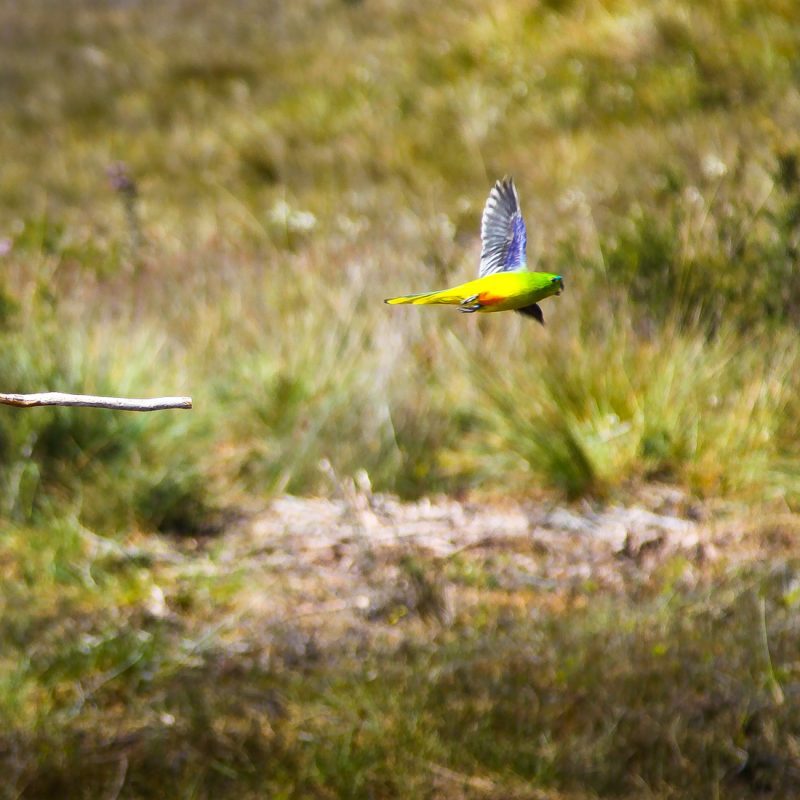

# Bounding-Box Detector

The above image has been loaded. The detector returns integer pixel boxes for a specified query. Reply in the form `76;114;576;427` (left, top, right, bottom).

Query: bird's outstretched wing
478;177;527;278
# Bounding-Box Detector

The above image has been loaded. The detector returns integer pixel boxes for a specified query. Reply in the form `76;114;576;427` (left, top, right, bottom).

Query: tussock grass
0;285;212;532
462;311;798;500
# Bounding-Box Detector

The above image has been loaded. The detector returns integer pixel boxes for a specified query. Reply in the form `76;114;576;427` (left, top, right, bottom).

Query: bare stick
0;392;192;411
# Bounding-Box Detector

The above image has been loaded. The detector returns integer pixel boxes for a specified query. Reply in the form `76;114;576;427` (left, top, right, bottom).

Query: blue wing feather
478;177;528;277
505;214;527;270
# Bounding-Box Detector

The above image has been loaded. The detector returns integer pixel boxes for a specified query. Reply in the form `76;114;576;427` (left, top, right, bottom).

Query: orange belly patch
478;292;505;306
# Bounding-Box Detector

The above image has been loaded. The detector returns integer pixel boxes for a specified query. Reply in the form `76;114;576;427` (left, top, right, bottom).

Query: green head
548;274;564;296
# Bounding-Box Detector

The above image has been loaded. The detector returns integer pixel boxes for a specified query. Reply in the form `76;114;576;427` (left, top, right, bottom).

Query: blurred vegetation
5;516;800;800
2;0;800;511
2;0;800;795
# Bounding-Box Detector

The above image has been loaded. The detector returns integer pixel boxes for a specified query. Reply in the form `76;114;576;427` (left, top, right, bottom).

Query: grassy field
2;0;800;796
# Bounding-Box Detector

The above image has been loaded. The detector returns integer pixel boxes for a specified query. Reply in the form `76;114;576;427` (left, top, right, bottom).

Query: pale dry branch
0;392;192;411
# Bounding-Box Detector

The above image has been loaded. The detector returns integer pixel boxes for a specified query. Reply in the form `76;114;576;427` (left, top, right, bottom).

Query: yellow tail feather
384;289;461;306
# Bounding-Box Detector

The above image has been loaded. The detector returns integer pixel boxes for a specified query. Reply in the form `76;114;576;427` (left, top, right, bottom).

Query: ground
14;488;786;799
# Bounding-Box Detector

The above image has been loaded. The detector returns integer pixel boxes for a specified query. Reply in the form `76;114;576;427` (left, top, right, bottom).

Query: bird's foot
516;303;545;325
458;294;482;313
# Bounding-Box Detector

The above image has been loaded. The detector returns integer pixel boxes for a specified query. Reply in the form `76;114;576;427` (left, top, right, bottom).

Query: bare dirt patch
188;485;782;649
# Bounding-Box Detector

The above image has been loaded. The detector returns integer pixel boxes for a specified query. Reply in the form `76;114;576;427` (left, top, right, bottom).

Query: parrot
384;177;563;324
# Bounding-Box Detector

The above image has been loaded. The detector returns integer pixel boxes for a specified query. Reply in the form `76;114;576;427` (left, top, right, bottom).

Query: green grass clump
0;288;213;533
463;313;798;499
602;149;800;329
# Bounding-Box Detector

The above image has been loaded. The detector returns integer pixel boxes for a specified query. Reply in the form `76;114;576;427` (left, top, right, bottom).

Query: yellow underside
385;272;559;312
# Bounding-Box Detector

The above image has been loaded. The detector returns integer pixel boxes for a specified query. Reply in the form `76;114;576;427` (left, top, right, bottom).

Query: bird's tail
384;289;461;306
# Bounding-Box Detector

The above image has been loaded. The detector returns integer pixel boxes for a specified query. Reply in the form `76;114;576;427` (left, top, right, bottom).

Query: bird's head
551;275;564;296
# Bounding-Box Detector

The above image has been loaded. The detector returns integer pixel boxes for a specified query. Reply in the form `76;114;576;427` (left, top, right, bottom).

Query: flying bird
384;177;563;324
